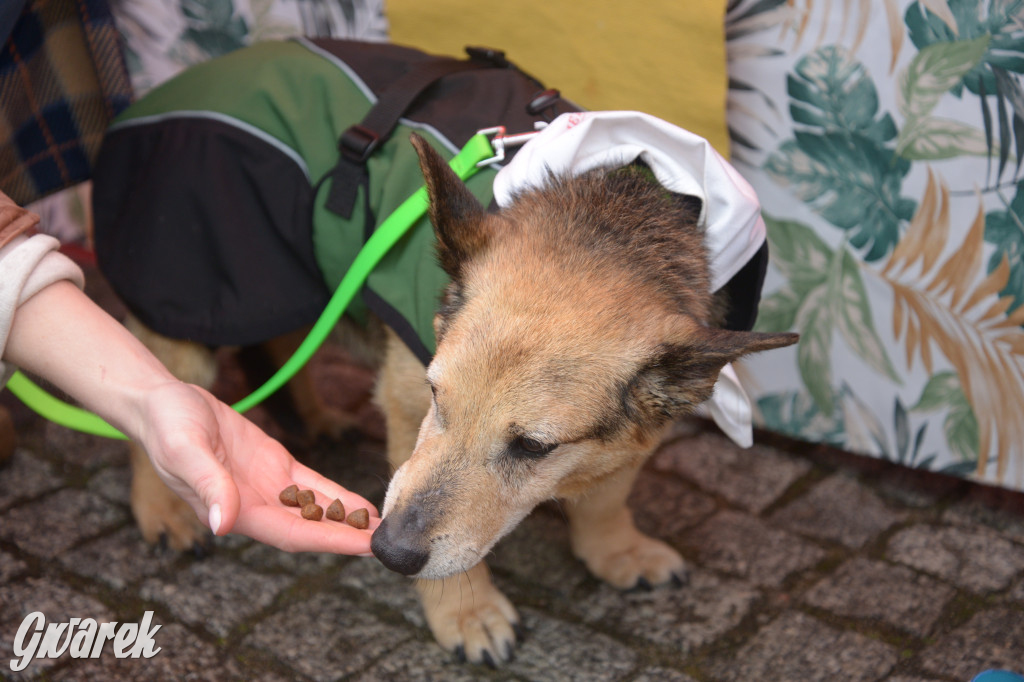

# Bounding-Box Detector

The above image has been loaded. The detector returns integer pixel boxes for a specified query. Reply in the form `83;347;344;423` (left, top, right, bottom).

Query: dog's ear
628;321;798;425
410;133;487;279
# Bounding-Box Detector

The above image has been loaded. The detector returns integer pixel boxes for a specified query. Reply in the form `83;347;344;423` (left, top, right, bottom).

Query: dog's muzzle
370;508;431;576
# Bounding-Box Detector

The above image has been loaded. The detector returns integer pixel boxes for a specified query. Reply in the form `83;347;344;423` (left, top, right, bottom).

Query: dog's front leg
415;562;520;666
566;462;688;590
262;325;358;440
375;330;520;665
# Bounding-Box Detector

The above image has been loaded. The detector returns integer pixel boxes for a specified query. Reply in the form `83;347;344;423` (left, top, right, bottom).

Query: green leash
6;132;496;440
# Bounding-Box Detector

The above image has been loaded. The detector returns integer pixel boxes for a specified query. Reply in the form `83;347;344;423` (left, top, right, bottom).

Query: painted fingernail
209;503;222;535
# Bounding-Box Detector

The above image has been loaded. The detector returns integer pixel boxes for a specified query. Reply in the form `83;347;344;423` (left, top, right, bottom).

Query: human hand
131;381;379;555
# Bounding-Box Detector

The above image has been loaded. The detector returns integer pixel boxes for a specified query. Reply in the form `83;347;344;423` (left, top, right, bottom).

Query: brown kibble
326;499;346;522
296;489;316;507
346;508;369;529
279;484;300;507
301;503;324;521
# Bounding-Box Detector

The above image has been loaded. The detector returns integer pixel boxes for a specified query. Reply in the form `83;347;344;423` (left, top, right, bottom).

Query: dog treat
326;499;346;522
296;489;316;507
346;508;370;529
301;503;324;521
279;484;300;507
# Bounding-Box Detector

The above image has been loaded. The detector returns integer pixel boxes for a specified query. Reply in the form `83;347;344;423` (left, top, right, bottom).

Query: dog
91;39;798;665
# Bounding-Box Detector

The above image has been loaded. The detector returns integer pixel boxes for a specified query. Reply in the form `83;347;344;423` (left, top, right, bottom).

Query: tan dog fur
125;133;797;663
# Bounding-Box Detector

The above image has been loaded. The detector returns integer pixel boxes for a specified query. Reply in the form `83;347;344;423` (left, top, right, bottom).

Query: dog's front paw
417;564;520;667
578;533;688;591
130;445;209;554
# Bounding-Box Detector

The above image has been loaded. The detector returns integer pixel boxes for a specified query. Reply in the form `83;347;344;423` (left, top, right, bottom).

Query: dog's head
371;134;797;579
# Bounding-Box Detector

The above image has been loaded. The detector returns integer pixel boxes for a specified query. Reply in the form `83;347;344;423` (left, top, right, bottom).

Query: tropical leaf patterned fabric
727;0;1024;489
112;0;389;96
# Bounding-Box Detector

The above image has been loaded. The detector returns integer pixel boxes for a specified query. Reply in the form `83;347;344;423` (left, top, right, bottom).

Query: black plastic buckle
465;46;511;69
339;125;381;163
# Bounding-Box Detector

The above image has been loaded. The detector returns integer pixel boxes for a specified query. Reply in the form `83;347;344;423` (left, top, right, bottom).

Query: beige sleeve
0;233;86;386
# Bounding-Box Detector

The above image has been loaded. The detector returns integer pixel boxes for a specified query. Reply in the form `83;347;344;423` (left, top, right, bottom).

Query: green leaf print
905;0;1024;180
766;46;917;260
182;0;250;58
795;285;835;413
911;371;981;462
758;216;899;411
765;134;916;261
835;249;901;382
898;36;991;121
984;179;1024;313
906;0;1024;95
755;286;807;334
755;215;833;287
896;116;990;159
757;390;847;447
787;46;897;143
896;35;991;159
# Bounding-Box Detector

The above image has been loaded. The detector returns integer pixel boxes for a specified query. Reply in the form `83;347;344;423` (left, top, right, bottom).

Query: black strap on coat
324;47;519;218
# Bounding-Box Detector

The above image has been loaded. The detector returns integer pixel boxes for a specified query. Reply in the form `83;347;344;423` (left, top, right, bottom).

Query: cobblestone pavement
1;274;1023;681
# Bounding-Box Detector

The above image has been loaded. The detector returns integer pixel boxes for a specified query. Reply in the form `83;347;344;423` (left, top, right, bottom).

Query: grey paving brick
0;577;115;680
707;611;897;682
0;488;127;558
85;464;131;506
242;592;412;682
918;607;1024;679
1011;577;1024;603
803;558;955;637
338;554;427;628
506;607;637;682
51;622;244;682
488;506;590;594
885;677;947;682
629;469;718;541
238;540;348;576
683;510;826;587
577;568;758;652
349;639;497;682
632;667;698;682
943;500;1024;545
140;556;293;637
58;526;179;590
0;548;27;584
650;432;810;513
771;474;908;548
887;524;1024;593
0;449;62;510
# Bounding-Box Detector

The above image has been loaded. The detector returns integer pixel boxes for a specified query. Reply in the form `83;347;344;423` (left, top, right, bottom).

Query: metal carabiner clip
476;122;548;167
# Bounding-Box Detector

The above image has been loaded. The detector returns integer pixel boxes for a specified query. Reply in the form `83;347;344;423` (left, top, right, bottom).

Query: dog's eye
510;436;556;459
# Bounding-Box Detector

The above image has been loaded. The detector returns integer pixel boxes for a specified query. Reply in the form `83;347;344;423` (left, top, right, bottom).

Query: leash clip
476;122;547;167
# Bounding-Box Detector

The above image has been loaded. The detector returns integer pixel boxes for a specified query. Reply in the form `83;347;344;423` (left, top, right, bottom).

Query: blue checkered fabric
0;0;133;205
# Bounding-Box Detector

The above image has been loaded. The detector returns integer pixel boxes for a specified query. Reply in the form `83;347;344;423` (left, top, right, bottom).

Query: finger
233;505;376;555
168;442;242;537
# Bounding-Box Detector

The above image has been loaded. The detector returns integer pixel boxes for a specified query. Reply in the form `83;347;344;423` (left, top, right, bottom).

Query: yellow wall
386;0;730;156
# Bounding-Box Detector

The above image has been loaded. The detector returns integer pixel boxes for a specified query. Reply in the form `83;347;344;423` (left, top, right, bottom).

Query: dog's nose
371;514;431;576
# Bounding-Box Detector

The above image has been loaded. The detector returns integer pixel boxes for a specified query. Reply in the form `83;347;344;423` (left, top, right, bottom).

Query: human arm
2;261;379;554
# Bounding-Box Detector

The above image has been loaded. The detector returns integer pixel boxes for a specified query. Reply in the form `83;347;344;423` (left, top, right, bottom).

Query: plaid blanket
0;0;132;206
